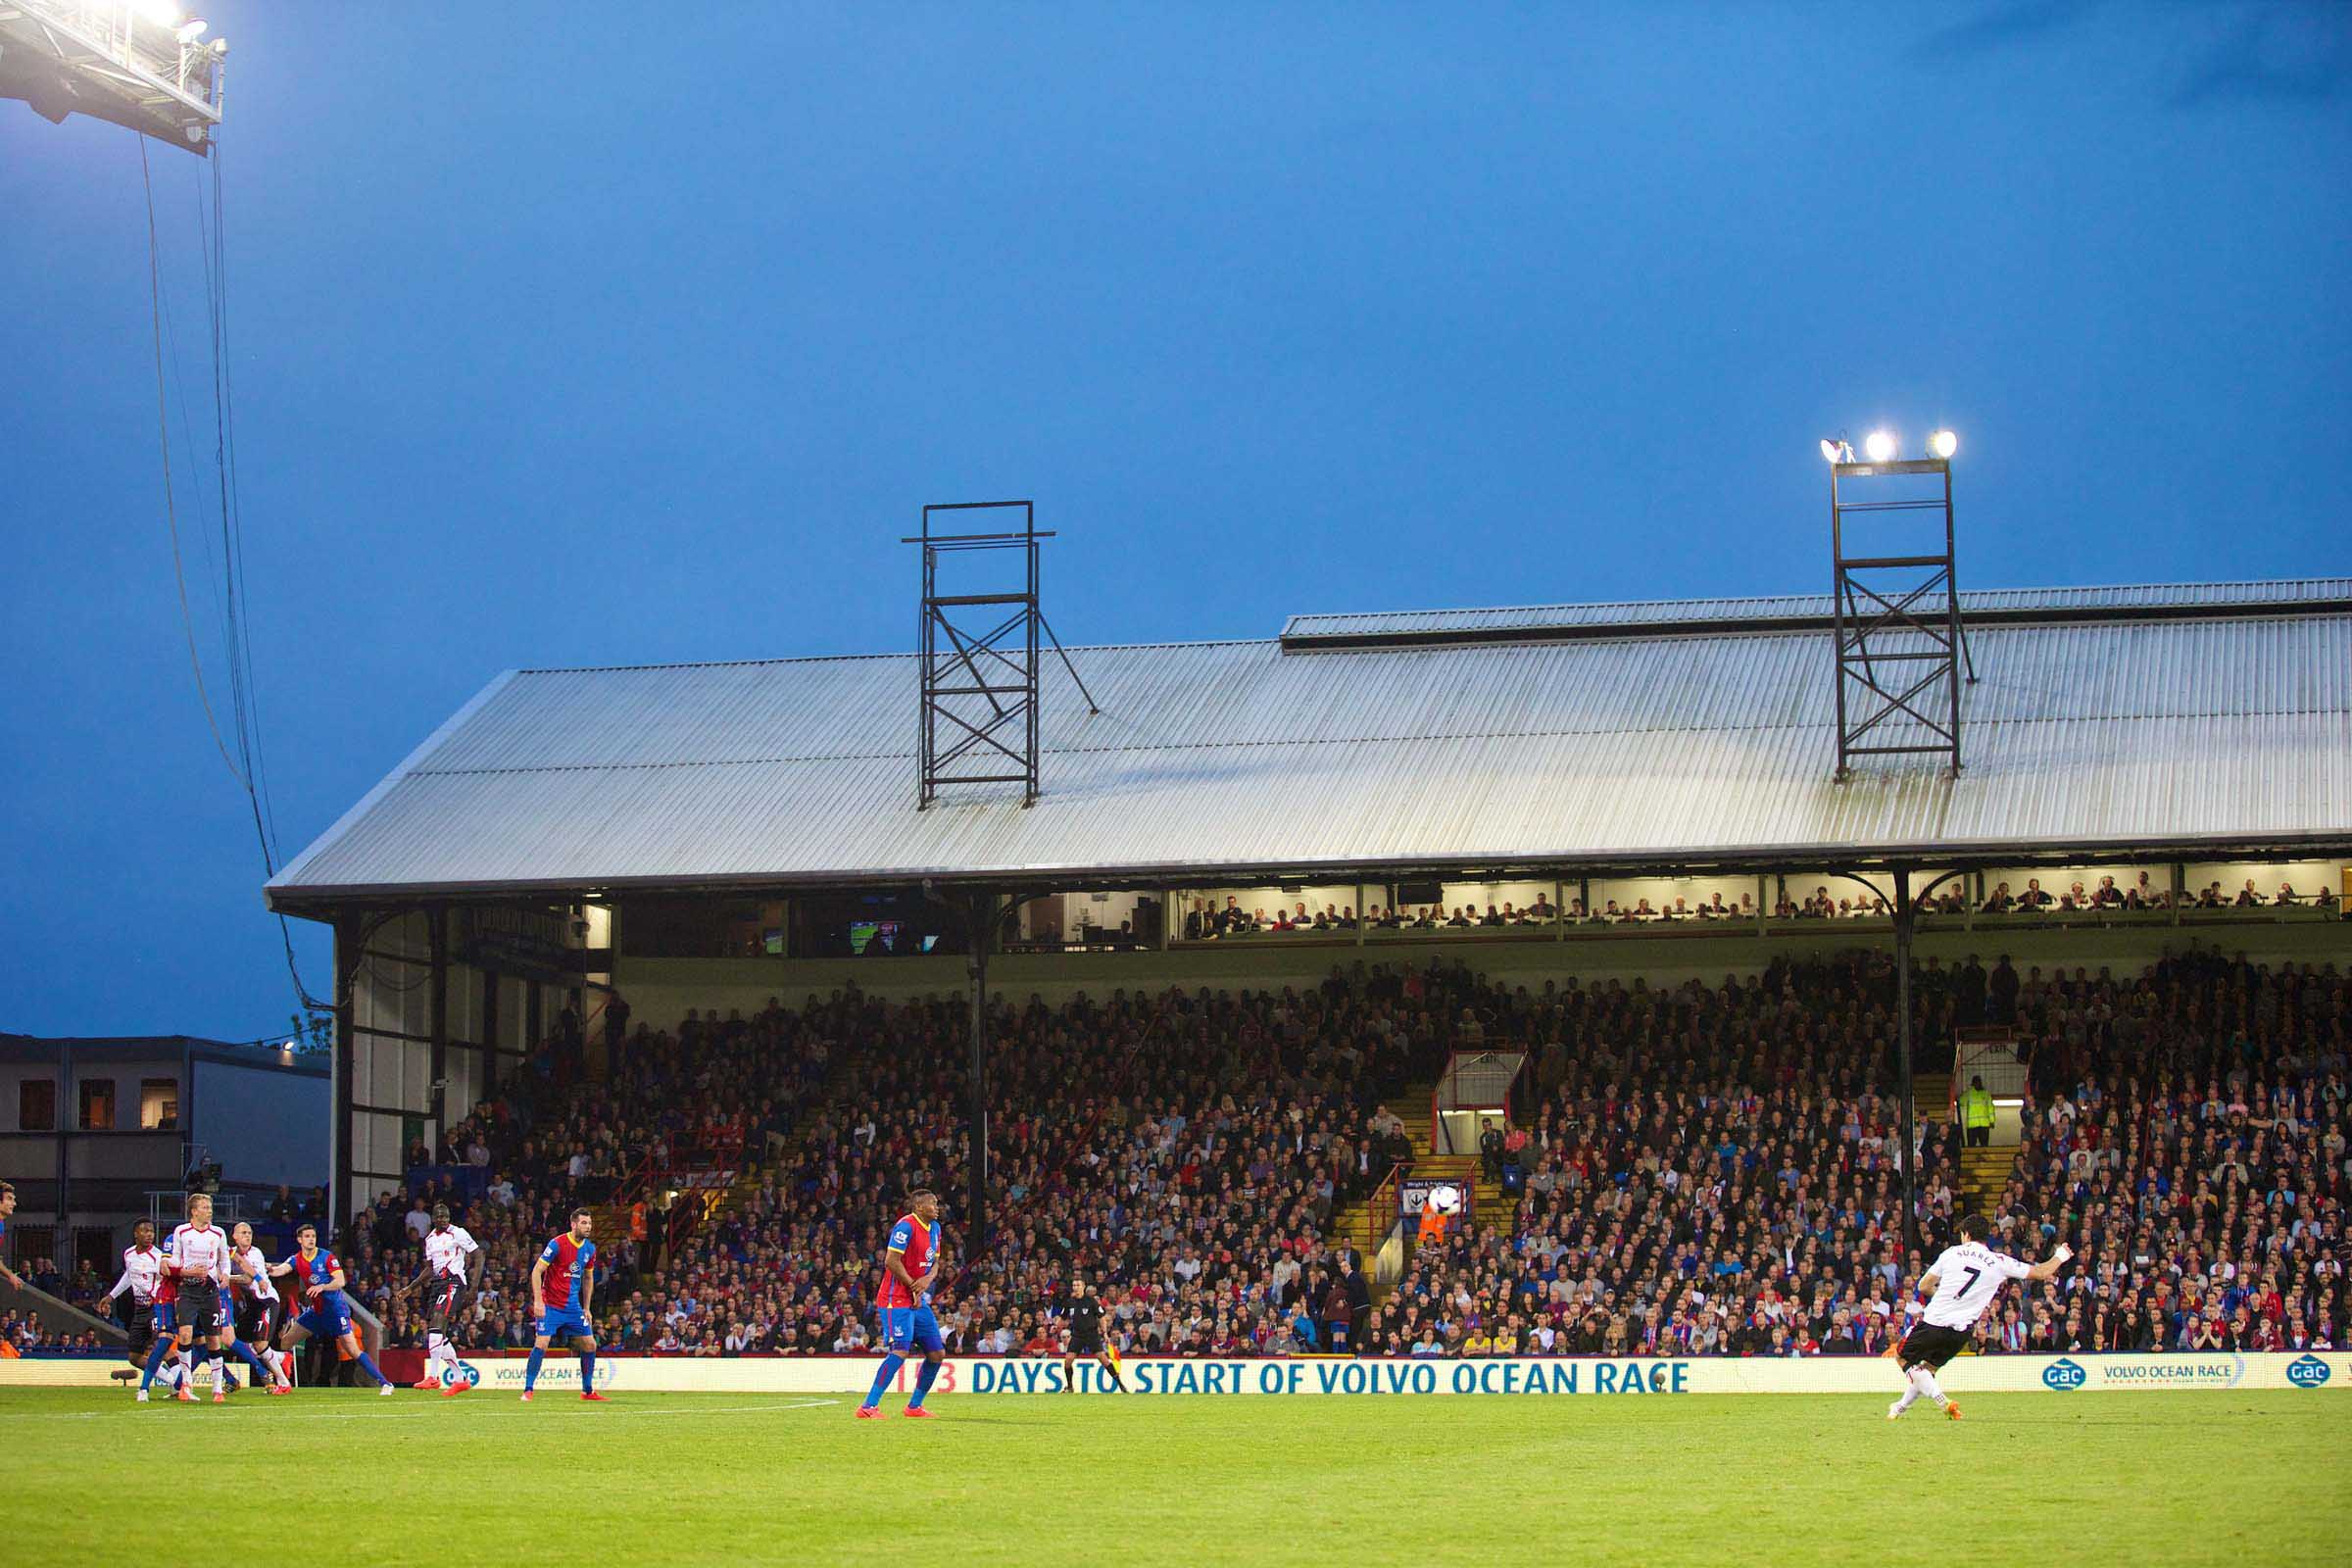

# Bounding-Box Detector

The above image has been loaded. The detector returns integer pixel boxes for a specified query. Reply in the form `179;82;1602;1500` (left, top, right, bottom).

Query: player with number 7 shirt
1887;1210;2072;1422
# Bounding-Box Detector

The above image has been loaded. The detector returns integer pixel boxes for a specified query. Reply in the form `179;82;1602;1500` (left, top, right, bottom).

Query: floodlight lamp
135;1;182;28
1928;428;1958;460
1863;429;1897;464
1819;438;1851;464
177;18;209;43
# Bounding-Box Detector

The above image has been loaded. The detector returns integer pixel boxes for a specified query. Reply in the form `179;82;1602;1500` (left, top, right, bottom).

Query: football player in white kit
161;1194;281;1402
106;1220;187;1401
227;1221;294;1394
1888;1211;2072;1421
401;1202;482;1394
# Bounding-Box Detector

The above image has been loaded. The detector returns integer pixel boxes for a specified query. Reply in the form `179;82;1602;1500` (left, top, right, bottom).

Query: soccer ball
1430;1185;1462;1216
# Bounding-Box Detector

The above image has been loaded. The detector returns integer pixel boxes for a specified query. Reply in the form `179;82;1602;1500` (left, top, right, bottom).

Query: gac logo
2285;1354;2330;1389
2042;1358;2086;1391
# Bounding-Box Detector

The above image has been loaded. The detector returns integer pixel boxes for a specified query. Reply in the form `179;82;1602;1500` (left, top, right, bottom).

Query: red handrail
1361;1161;1403;1256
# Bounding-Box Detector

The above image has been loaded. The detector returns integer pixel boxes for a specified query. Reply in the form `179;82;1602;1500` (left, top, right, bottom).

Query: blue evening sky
2;2;2346;1038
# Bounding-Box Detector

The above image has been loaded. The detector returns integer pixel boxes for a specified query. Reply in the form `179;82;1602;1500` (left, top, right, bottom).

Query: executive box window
78;1078;116;1131
141;1077;179;1130
19;1078;57;1132
790;893;964;958
619;898;784;958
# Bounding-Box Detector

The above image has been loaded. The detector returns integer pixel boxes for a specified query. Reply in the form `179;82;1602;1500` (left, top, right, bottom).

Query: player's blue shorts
880;1305;943;1354
537;1306;592;1343
155;1302;176;1333
294;1297;353;1340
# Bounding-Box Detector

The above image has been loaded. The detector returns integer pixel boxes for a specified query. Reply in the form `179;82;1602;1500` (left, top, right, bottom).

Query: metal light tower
905;500;1095;809
1824;430;1974;779
0;2;226;154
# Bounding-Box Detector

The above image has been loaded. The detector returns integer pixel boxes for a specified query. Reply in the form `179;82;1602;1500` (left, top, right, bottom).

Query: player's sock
524;1347;545;1392
907;1357;941;1410
354;1350;391;1387
1889;1376;1920;1414
863;1352;904;1408
580;1348;597;1392
1908;1365;1948;1408
230;1339;271;1380
140;1338;172;1390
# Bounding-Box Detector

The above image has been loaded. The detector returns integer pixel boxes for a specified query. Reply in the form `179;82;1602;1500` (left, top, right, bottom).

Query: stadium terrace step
1957;1145;2018;1211
1913;1072;1952;1125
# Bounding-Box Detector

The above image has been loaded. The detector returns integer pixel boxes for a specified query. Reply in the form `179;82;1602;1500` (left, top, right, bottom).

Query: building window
77;1078;116;1131
19;1078;57;1132
141;1078;179;1131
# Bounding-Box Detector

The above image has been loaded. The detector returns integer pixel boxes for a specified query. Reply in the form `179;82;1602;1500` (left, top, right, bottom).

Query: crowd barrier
4;1350;2342;1396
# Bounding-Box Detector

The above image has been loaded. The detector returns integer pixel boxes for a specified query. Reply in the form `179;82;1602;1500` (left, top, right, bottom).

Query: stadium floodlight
0;1;227;152
1863;429;1898;464
1818;437;1855;464
1928;428;1958;460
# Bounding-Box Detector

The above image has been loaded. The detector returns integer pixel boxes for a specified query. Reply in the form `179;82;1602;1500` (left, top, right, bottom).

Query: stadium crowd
1180;872;2338;938
1387;949;2346;1358
1;1308;109;1354
352;945;2345;1360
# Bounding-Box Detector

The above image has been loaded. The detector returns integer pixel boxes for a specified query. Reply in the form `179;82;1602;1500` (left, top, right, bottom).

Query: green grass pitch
3;1388;2343;1565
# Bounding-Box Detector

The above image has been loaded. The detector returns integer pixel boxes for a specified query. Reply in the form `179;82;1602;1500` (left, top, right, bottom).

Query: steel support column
55;1042;72;1232
428;907;449;1141
965;891;998;1255
331;913;361;1236
1893;863;1918;1259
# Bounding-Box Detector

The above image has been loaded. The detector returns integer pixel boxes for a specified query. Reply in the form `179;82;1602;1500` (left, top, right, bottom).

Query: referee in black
1058;1276;1125;1393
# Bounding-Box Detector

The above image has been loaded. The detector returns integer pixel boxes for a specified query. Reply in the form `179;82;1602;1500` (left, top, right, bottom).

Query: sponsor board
3;1351;2346;1396
2285;1353;2330;1389
479;1357;615;1392
1400;1178;1471;1222
2088;1355;2244;1390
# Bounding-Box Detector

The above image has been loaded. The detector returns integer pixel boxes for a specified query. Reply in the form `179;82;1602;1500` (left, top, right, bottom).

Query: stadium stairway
584;1040;865;1264
1913;1071;1951;1130
1324;1087;1503;1275
1907;1067;2019;1211
1958;1145;2018;1214
630;1047;869;1261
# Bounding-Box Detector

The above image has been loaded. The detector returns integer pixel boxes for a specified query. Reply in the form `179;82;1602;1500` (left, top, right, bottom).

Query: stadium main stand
227;576;2345;1364
347;947;2346;1361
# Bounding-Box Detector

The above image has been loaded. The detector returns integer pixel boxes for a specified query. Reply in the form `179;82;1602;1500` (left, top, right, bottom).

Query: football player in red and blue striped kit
523;1206;605;1402
270;1222;395;1394
858;1187;946;1420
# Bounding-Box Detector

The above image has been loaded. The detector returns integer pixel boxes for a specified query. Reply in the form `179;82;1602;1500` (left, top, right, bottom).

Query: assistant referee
1058;1276;1126;1393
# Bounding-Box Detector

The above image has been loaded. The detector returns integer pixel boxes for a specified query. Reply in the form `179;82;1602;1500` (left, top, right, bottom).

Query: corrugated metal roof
1280;578;2352;644
268;587;2352;903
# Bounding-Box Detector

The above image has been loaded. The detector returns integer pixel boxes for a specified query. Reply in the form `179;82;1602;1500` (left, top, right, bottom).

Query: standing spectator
1960;1077;1995;1148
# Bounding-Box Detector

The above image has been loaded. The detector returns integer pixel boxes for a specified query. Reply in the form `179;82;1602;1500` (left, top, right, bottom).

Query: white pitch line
0;1396;843;1422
